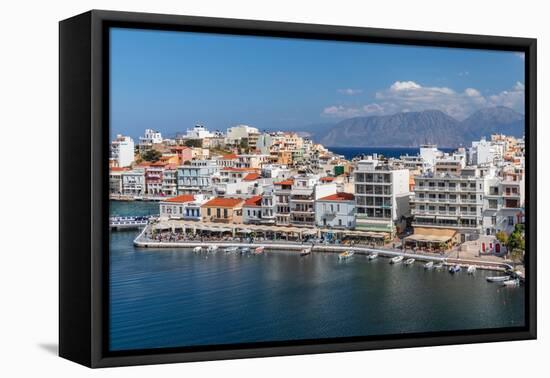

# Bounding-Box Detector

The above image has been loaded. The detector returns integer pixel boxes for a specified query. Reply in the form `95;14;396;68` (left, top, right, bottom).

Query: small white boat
193;246;202;253
502;278;520;287
390;256;404;264
300;248;311;256
225;246;238;254
486;275;511;282
338;251;354;260
424;261;434;269
240;247;250;254
254;246;265;255
207;245;218;253
433;263;444;269
368;253;378;260
404;258;415;265
449;265;461;274
467;265;477;274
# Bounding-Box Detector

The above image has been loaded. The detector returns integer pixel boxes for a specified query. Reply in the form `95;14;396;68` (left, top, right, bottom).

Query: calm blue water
327;146;455;160
109;201;525;351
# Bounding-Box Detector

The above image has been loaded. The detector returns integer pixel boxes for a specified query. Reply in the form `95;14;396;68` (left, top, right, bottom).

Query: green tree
495;231;508;245
141;149;162;162
184;139;202;148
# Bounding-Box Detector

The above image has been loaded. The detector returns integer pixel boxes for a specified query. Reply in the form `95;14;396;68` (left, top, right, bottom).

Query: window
508;216;514;226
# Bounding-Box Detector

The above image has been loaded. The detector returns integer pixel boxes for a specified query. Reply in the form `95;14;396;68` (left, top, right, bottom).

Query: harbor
110;225;525;351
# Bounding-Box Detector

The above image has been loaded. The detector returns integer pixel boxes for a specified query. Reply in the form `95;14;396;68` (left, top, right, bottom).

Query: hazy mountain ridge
318;106;524;147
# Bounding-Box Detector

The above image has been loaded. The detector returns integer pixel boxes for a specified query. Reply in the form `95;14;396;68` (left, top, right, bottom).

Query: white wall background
0;0;546;376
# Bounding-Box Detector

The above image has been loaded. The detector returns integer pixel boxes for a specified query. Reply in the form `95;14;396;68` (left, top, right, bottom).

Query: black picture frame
59;9;537;368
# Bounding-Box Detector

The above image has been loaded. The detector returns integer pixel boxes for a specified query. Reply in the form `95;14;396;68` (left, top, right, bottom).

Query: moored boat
254;246;265;255
225;246;238;254
193;246;202;253
467;265;477;274
424;261;434;269
368;253;378;260
449;264;461;274
502;278;520;287
240;247;250;254
390;255;404;264
486;275;511;282
404;258;415;265
433;263;444;269
207;245;218;253
338;251;354;260
300;248;311;256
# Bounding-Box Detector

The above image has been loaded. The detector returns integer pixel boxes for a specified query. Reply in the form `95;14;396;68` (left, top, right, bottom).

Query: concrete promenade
133;227;513;272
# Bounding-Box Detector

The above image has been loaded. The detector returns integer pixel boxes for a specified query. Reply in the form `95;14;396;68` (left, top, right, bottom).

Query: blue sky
110;27;524;139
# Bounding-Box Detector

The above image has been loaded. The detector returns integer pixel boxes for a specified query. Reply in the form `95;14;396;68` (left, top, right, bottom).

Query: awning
404;227;457;243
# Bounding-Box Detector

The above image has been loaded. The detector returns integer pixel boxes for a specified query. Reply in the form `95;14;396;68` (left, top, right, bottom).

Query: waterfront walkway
133;227;513;272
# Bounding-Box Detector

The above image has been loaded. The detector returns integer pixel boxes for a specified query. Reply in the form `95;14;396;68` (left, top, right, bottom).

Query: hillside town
110;124;526;260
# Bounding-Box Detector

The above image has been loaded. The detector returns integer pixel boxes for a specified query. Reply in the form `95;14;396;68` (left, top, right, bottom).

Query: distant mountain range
306;106;523;148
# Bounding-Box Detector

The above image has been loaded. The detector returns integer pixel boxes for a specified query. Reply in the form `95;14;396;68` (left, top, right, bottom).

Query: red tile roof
320;176;335;182
164;194;195;203
243;173;261;181
202;197;244;208
318;192;354;201
274;179;294;186
222;153;239;160
243;195;262;207
110;167;129;172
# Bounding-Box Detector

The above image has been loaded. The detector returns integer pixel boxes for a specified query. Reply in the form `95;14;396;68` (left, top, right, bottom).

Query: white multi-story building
110;135;134;167
139;129;163;144
184;124;215;139
469;138;504;165
273;179;293;225
315;192;355;229
121;169;145;196
482;170;525;235
289;175;337;227
159;194;206;220
177;160;219;194
226;125;260;148
412;168;487;241
161;167;178;197
354;159;410;236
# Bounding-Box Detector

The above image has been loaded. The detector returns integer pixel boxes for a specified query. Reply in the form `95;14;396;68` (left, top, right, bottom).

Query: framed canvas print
59;10;536;368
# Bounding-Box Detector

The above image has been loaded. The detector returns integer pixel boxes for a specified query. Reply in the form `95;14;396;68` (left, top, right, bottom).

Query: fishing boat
193;246;202;253
424;261;434;269
300;248;312;256
240;247;250;254
486;275;511;282
368;253;378;260
338;251;354;260
224;246;238;254
207;245;218;253
254;246;265;255
433;263;444;269
404;258;415;265
502;278;520;287
467;265;477;274
449;264;461;274
390;255;404;264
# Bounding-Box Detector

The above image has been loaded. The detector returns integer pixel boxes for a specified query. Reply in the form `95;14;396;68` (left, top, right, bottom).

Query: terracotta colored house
201;197;244;223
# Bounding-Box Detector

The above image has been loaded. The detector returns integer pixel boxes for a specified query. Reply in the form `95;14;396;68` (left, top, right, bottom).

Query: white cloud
337;88;363;95
321;80;524;120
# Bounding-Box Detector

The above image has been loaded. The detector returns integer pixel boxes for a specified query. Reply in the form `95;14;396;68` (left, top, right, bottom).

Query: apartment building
177;160;218;194
121;169;145;196
315;192;355;229
110;135;134;168
412;168;486;241
354;159;410;236
273;179;293;225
